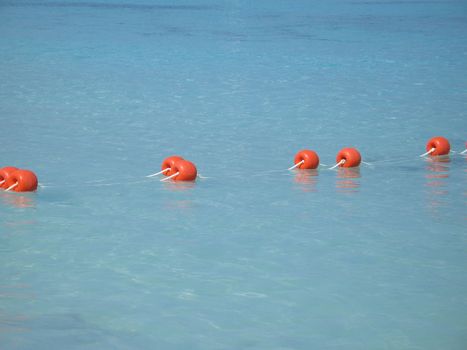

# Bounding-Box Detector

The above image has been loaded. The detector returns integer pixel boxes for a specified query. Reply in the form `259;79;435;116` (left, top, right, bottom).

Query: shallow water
1;1;467;349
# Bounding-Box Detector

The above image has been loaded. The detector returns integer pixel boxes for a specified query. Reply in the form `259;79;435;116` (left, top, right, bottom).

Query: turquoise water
1;0;467;349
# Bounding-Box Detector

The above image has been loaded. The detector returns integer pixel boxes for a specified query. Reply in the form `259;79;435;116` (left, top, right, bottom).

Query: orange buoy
4;169;38;192
161;159;197;182
0;166;19;189
161;155;184;176
335;148;361;168
425;136;450;156
292;150;320;170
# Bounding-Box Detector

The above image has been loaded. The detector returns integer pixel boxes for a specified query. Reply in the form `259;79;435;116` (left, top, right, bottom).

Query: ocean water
1;0;466;349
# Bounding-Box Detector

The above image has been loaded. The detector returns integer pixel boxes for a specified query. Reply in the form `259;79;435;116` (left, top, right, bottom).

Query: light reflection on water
293;169;318;192
335;167;360;194
0;285;34;334
0;192;36;209
424;156;450;214
1;0;466;348
161;181;196;192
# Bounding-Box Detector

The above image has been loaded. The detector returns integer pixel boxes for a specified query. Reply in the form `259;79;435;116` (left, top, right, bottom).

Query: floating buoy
421;136;450;157
0;166;19;189
161;155;184;176
4;169;38;192
332;148;362;168
146;155;184;177
161;160;197;182
289;150;320;170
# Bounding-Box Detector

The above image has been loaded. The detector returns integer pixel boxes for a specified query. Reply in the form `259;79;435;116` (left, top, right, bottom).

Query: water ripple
1;1;219;11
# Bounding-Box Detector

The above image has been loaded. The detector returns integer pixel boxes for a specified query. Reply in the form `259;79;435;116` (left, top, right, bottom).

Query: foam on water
1;0;467;349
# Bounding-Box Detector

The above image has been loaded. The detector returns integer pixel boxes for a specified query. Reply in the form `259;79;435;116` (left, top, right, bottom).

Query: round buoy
336;148;361;168
0;166;19;189
293;150;320;170
169;160;197;181
161;155;184;176
426;136;450;156
4;169;38;192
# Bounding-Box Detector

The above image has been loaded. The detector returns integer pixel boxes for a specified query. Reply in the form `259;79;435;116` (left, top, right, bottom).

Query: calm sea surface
1;0;466;349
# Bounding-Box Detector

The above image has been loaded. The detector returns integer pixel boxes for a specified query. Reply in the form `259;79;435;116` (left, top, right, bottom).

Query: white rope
329;159;345;170
0;180;4;186
287;160;304;171
160;172;179;182
419;147;435;157
5;182;18;192
19;147;467;190
146;168;169;178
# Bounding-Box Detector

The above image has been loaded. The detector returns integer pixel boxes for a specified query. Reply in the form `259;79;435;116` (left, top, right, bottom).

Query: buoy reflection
424;156;450;213
336;167;360;193
162;180;196;192
294;169;318;192
0;192;35;208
